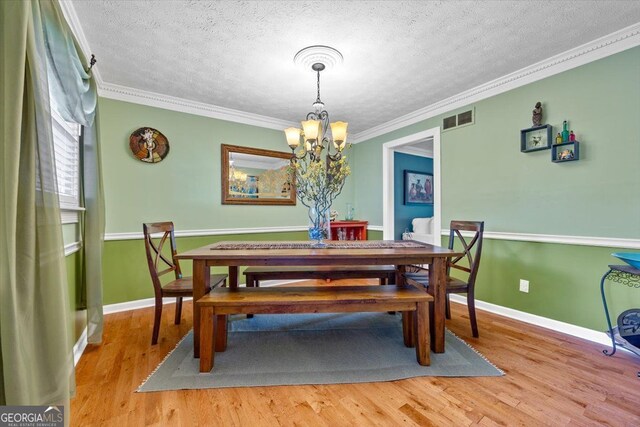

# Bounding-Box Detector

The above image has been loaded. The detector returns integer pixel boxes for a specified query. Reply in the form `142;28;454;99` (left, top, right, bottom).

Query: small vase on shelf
345;203;355;221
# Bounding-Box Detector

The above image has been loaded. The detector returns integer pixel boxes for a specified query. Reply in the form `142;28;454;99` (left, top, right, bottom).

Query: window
51;106;82;223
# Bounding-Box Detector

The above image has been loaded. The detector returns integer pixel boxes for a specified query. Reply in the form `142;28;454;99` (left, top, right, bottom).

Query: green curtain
0;0;74;408
0;0;103;415
39;0;104;344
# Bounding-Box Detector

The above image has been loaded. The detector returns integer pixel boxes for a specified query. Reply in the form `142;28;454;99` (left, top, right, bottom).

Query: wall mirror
221;144;296;205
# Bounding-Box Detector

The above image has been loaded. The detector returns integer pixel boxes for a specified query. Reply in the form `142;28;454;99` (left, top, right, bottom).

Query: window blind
51;108;81;208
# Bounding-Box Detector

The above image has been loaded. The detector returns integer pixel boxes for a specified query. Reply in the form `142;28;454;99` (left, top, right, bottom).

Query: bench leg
200;307;215;372
402;311;416;347
415;301;430;366
215;315;228;351
246;275;255;318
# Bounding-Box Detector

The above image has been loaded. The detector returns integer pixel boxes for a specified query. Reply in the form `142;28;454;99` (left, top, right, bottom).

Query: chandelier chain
316;70;322;105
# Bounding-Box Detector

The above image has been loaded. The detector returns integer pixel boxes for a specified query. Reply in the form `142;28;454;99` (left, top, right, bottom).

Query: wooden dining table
175;240;461;358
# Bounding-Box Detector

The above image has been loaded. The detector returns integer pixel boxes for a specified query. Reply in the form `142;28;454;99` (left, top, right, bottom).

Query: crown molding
350;22;640;144
98;82;298;131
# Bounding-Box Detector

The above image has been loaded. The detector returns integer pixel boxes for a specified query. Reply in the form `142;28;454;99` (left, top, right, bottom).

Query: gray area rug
138;313;503;392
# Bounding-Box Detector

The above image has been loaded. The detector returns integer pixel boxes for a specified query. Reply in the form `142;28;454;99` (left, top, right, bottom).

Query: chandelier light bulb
301;119;321;142
330;121;348;150
284;127;301;148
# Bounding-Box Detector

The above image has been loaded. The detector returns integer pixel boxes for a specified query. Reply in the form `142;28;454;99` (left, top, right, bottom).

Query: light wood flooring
72;280;640;426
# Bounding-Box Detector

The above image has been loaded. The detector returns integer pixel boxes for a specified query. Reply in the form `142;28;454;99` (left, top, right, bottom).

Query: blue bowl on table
612;252;640;270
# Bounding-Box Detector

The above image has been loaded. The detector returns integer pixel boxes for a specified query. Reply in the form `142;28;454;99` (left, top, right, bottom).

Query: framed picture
404;170;433;205
520;124;552;152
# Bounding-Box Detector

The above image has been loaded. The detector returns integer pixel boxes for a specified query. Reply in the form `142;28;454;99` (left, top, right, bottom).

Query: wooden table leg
199;306;215;372
429;257;447;353
415;301;430;366
395;264;406;286
229;266;239;289
193;260;210;358
402;311;415;347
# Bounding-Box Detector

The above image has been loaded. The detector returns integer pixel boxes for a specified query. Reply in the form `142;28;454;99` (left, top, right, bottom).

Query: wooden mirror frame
221;144;296;205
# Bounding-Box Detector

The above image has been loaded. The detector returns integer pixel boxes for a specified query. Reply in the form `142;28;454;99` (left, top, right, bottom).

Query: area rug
138;313;503;392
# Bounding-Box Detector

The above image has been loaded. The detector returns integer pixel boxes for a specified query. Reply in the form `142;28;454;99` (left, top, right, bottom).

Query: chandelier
284;45;348;162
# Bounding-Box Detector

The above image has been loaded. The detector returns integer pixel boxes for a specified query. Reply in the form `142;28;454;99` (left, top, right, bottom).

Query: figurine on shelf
569;131;576;142
556;133;562;144
532;102;543;126
559;149;574;160
330;210;339;221
562;120;569;142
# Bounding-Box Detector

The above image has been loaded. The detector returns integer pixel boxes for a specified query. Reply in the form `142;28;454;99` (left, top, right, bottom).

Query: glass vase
308;205;330;247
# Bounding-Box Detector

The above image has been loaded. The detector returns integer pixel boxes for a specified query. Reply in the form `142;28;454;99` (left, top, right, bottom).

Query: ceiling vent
442;107;475;131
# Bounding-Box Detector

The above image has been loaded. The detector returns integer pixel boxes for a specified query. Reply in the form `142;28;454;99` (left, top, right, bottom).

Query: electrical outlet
519;279;530;293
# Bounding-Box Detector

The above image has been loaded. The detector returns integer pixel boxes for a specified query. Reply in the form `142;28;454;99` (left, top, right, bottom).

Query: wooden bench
243;265;397;287
197;285;433;372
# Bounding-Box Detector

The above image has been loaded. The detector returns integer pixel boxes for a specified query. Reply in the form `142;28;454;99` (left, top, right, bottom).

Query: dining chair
404;220;485;337
143;222;227;345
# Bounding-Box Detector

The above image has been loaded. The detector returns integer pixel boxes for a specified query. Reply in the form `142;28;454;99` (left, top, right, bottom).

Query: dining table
175;240;461;358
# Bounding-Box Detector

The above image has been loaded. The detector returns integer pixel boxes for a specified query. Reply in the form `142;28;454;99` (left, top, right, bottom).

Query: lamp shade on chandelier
284;46;348;163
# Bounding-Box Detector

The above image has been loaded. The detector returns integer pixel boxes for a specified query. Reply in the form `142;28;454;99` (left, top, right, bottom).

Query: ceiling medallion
293;45;344;71
129;127;170;163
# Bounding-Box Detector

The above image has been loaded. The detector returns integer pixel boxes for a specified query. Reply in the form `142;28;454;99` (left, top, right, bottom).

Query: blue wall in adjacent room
394;152;433;239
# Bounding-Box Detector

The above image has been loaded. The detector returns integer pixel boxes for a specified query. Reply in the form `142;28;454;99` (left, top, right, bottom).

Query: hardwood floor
72;280;640;426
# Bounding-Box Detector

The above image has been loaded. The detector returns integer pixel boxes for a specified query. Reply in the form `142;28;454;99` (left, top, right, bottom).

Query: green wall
98;98;354;234
352;47;640;330
353;46;640;238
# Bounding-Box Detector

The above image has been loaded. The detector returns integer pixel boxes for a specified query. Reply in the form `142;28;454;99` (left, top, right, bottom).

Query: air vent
442;107;475;131
443;115;457;130
457;110;473;125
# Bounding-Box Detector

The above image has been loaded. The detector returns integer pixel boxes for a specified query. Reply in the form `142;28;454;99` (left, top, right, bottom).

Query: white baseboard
448;294;610;346
73;327;88;366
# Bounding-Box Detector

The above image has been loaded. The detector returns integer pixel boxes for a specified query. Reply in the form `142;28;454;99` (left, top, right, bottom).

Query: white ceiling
70;1;640;134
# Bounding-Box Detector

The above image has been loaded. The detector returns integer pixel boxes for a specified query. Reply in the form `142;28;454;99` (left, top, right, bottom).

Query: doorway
382;127;441;244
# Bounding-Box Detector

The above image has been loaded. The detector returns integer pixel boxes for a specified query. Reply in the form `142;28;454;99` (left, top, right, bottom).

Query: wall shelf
552;141;580;163
521;124;552;152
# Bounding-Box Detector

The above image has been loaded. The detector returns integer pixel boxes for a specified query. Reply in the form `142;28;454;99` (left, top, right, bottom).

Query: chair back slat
143;222;183;295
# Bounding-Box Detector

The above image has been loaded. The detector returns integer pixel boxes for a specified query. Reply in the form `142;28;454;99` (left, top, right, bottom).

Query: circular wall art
129;127;169;163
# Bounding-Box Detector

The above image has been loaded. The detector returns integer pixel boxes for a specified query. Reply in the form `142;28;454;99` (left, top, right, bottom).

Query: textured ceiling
71;1;640;134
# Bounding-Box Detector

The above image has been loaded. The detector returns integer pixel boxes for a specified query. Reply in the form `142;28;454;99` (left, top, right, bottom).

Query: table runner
211;240;428;250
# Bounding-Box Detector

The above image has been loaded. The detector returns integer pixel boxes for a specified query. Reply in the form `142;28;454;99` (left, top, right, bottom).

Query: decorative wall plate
129;127;169;163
